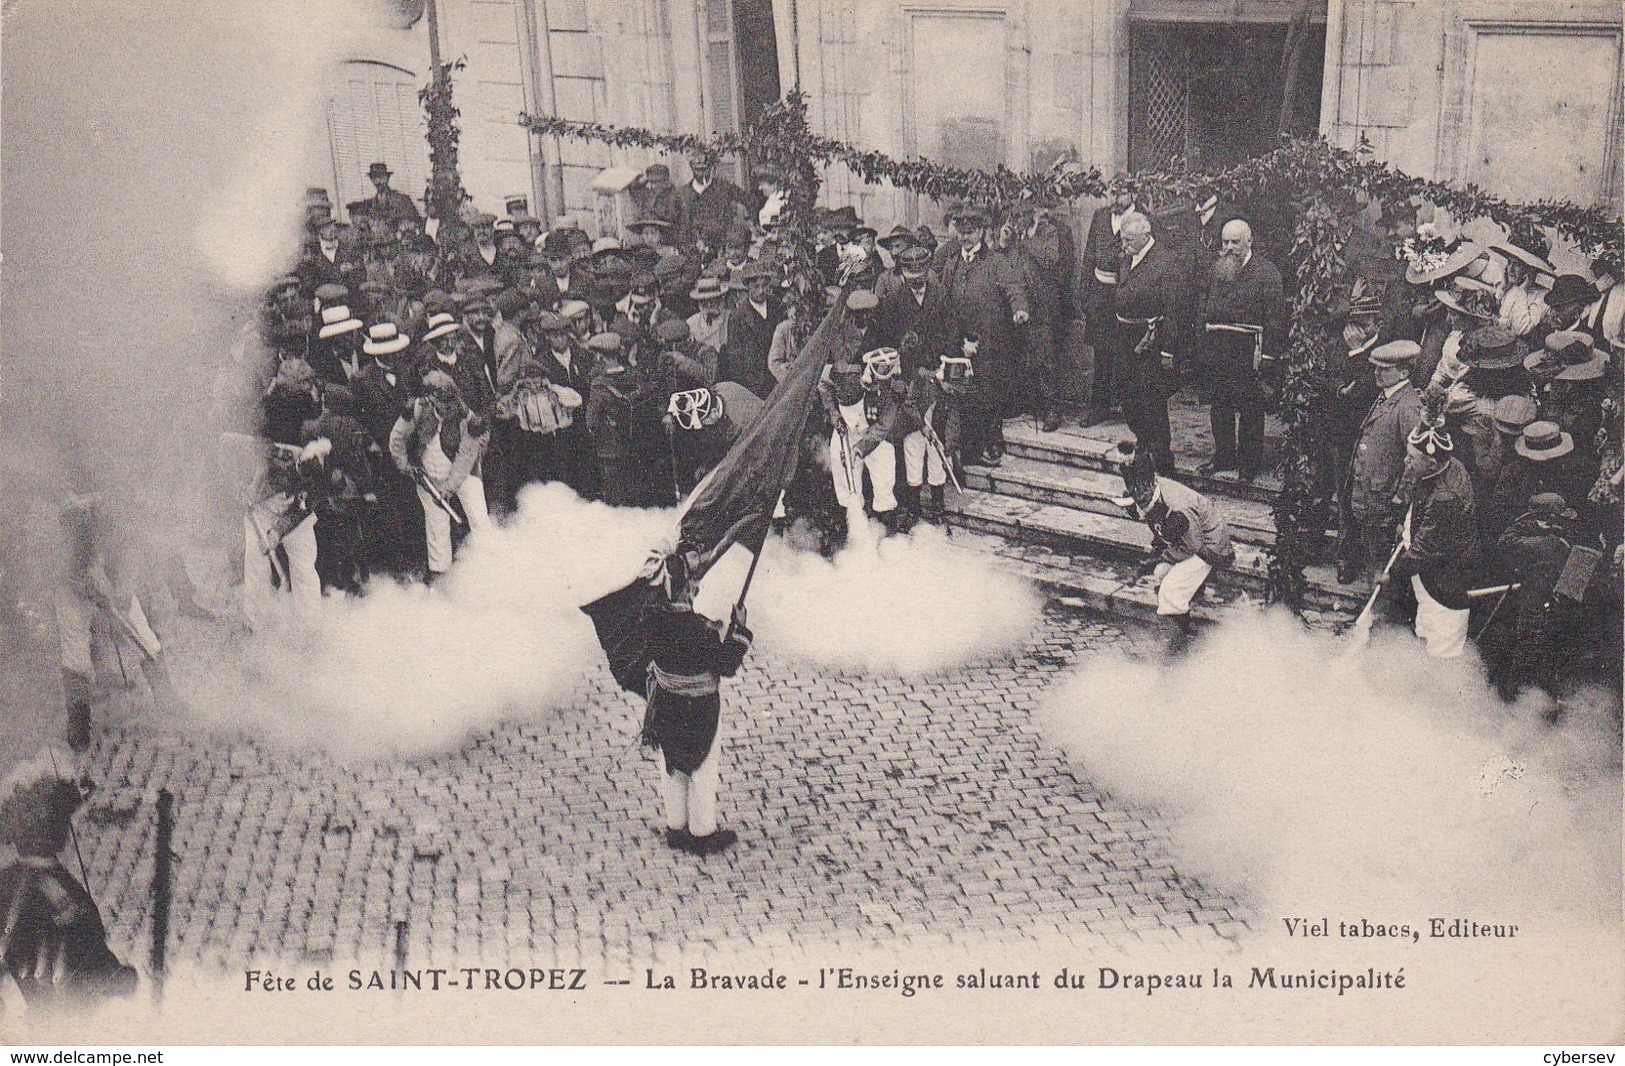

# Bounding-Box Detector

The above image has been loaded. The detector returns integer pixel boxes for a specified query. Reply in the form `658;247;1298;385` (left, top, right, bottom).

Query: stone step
944;488;1365;614
1001;418;1282;505
963;455;1278;547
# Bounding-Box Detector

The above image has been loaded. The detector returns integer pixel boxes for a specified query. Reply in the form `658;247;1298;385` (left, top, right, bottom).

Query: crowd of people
218;156;1621;693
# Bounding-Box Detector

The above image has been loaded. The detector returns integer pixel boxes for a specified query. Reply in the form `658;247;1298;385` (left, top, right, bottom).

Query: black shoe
1235;467;1260;484
1336;560;1358;585
689;828;738;856
1040;409;1062;433
1197;455;1237;476
921;485;946;522
1079;408;1114;428
665;827;698;853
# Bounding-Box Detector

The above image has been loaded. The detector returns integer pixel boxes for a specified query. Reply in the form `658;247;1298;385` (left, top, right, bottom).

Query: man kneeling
1112;440;1236;651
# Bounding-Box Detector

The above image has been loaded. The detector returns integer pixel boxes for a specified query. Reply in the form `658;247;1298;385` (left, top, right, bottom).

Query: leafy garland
420;60;472;225
521;92;1623;609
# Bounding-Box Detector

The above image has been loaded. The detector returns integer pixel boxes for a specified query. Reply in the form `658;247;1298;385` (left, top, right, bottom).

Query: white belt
1205;322;1264;335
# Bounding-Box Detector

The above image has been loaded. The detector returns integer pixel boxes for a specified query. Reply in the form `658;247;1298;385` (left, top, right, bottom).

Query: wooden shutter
326;61;430;218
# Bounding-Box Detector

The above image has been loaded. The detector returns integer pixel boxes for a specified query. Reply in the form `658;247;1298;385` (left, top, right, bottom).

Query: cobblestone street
74;601;1246;981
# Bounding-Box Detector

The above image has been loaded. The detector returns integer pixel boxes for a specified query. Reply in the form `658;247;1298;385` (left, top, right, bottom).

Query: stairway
943;410;1369;626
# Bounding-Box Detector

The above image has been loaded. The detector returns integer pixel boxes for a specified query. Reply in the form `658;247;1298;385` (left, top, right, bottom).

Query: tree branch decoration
521;92;1622;610
420;59;472;226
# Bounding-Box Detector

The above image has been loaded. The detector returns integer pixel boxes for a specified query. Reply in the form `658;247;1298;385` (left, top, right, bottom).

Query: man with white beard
1196;219;1286;481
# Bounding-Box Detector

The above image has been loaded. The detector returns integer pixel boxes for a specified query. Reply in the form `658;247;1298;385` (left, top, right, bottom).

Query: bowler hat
879;225;915;249
1546;274;1598;308
1515;421;1574;461
656;318;690;344
1368;339;1421;368
367;162;392;179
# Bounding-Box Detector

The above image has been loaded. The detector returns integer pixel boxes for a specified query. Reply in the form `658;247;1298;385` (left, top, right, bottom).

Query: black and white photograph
1;0;1621;1048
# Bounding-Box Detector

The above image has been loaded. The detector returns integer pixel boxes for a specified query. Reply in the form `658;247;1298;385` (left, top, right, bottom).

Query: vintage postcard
1;0;1620;1047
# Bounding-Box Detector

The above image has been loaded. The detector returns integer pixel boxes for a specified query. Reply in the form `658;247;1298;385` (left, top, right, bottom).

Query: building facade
315;0;1622;228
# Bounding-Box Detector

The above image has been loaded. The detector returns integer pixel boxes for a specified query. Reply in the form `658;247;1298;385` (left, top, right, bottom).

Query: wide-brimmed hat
1433;284;1498;321
317;304;364;339
1368;339;1421;368
878;225;915;249
1493;237;1555;277
362;322;410;356
1405;240;1487;284
422;312;462;342
690;275;730;301
1515;421;1574;461
1491;394;1538;434
1460;323;1524;369
367;161;393;179
1525;331;1607;381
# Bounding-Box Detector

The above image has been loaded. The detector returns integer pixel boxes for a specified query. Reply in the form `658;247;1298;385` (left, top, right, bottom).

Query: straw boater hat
422;312;461;342
317;304;364;339
1515;421;1574;461
1525;331;1607;381
1368;339;1421;368
362;322;410;357
689;275;730;302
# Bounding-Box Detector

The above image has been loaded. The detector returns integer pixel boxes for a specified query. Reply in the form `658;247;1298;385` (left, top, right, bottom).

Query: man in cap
1080;191;1140;425
639;549;752;856
719;261;784;400
300;216;361;292
1105;211;1184;474
389;370;491;581
0;750;138;1007
1345;339;1425;585
1528;331;1609;472
537;231;591;310
715;220;756;289
996;202;1066;433
615;269;676;354
1486;420;1585;540
1387;410;1481;659
1473;394;1538;542
584;332;639;506
1325;297;1385;582
455;213;502;286
627;217;681;271
653;317;716;389
686;275;731;355
676;152;750;254
559;298;597;348
1111;438;1235;654
522;309;596;498
938;202;1031;465
1196;219;1287;480
874;225;916;302
875;244;952;374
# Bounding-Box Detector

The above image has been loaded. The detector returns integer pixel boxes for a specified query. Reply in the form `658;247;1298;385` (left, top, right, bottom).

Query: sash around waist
650;661;719;697
1205;322;1264;334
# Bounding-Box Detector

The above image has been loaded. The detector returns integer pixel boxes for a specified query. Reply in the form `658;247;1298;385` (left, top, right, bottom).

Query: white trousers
243;508;319;618
1155;555;1213;616
659;738;720;837
902;430;946;488
1411;575;1469;659
418;437;490;574
829;433;897;512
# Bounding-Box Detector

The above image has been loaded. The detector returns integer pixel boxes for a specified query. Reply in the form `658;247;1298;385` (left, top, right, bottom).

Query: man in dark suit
1195;219;1287;480
676;152;750;254
352;321;424;575
353;162;422;230
1110;211;1186;474
1003;199;1072;431
299;216;362;293
937;203;1030;465
719;262;784;400
1346;340;1424;584
874;245;952;373
1080;192;1138;425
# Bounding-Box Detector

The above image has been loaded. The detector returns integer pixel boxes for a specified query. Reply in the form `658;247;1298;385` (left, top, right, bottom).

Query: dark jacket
1080;204;1126;336
352;361;414;450
874;277;954;373
719;295;785;399
1349;382;1423;521
1392;457;1481;608
1111;237;1189;357
937;245;1029;395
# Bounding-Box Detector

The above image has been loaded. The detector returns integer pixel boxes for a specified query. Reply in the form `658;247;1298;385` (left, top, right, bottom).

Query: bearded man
1196;219;1287;480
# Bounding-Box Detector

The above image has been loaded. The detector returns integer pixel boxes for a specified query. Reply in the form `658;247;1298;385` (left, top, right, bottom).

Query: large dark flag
582;299;847;694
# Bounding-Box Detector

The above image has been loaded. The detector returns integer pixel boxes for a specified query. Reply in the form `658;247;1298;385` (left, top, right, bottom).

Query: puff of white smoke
180;484;674;757
694;518;1044;676
1038;610;1621;925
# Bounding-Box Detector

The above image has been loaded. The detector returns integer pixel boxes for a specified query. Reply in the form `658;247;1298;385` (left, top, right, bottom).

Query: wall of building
1321;0;1622;208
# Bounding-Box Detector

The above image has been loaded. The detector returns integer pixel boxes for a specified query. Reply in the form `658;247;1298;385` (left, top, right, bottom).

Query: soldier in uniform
0;751;138;1008
1111;440;1235;655
1388;411;1481;659
640;550;752;856
1196;219;1287;481
819;347;913;534
664;382;764;496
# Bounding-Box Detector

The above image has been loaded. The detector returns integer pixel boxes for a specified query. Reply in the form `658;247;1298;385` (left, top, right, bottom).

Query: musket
918;416;962;493
413;469;467;526
46;748;94;901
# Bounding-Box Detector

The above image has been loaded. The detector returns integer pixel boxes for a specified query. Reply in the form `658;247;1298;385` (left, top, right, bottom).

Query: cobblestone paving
74;603;1248;979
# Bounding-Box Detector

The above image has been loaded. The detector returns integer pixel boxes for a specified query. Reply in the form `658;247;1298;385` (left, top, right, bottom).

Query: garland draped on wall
520;92;1623;609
